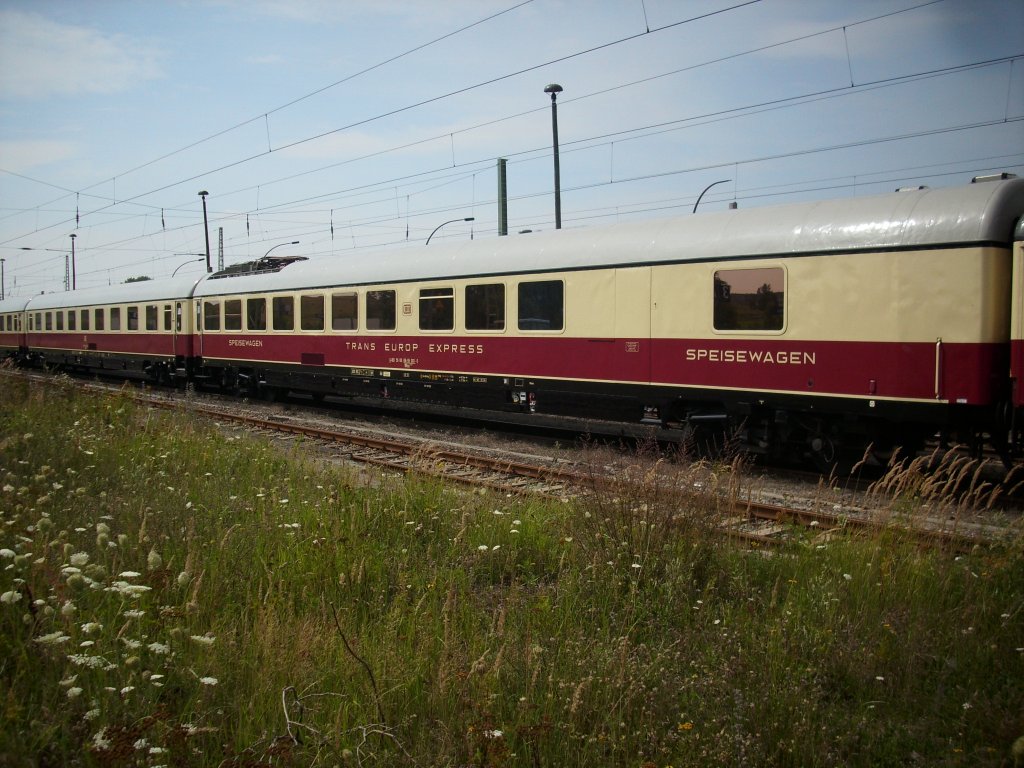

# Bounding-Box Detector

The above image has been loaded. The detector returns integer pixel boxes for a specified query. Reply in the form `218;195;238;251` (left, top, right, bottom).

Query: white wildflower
67;687;83;699
199;676;218;686
190;634;216;646
35;631;70;645
119;571;141;578
92;728;110;750
843;573;852;581
148;642;170;655
68;654;107;669
123;609;145;619
0;549;15;559
147;549;162;571
477;545;488;551
80;622;102;634
83;708;100;721
1;590;20;604
69;552;89;566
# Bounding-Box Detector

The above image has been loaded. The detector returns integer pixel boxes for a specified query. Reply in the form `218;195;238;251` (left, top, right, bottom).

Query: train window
146;305;158;331
247;298;267;331
273;296;294;331
224;299;242;331
35;312;41;331
713;267;784;332
331;292;358;331
203;300;221;331
68;310;76;331
465;283;505;331
300;295;325;331
95;309;105;331
419;287;454;331
366;290;395;331
163;305;172;332
127;306;139;331
110;308;121;331
3;316;8;331
56;312;64;331
81;310;90;331
518;280;563;331
45;312;53;331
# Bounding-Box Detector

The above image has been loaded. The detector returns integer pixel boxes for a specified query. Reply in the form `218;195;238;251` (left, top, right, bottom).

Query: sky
0;0;1021;296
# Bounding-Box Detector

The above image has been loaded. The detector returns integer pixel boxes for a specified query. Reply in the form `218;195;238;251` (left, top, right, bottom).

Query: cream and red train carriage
0;296;29;361
191;175;1024;468
19;277;200;384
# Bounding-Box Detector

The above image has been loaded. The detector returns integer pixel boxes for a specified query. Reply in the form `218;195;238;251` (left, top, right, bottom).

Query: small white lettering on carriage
686;348;815;365
429;343;485;354
228;338;263;348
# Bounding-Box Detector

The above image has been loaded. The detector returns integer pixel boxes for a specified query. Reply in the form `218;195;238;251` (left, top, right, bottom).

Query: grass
0;375;1022;767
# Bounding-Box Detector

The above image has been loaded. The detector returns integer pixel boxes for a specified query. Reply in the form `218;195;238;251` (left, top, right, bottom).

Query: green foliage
0;378;1022;766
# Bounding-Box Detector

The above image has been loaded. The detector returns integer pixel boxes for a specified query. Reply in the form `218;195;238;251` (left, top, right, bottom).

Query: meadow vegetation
0;376;1022;767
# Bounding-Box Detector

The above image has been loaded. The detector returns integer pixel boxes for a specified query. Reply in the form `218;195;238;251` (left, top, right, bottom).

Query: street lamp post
692;179;731;213
425;218;475;245
70;233;77;290
19;244;75;292
198;191;211;273
172;257;205;277
544;83;563;229
262;241;300;260
1;258;5;301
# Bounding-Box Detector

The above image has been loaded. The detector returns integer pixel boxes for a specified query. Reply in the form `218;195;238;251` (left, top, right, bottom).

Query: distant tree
124;276;152;283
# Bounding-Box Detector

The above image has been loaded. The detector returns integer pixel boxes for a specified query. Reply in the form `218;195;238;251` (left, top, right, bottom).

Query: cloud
0;9;162;99
0;139;76;174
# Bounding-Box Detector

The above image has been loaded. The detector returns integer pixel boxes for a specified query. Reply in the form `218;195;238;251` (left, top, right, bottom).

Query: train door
173;300;192;358
1010;218;1024;414
614;267;652;383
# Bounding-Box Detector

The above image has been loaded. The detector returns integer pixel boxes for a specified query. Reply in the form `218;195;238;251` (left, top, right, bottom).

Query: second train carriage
7;175;1024;468
19;277;201;383
0;296;28;361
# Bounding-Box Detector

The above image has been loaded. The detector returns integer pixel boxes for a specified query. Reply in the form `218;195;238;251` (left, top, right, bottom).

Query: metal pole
544;84;563;229
199;191;211;273
70;233;77;290
497;158;508;236
1;258;5;300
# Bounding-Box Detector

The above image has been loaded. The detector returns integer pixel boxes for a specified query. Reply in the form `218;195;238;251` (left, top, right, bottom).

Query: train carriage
191;176;1024;467
0;296;29;361
22;276;201;384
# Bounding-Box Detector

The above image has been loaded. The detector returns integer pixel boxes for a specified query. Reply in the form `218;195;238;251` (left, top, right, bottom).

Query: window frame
272;295;295;331
246;297;267;331
331;291;359;331
517;279;564;332
300;294;325;331
365;289;396;332
712;265;787;334
465;282;506;332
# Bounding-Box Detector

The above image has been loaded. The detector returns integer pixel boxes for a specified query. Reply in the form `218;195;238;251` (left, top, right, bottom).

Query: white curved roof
195;178;1024;297
7;179;1021;310
0;296;31;313
24;275;204;312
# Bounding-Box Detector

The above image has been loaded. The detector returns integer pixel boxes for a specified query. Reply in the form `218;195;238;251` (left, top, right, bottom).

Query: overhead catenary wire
5;0;1021;290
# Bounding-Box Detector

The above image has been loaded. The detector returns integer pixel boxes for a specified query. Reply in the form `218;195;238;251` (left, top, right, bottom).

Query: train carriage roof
0;296;31;313
22;275;204;312
194;177;1024;297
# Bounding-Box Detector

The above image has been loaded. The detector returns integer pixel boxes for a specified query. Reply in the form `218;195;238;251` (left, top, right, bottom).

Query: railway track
4;368;1018;553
